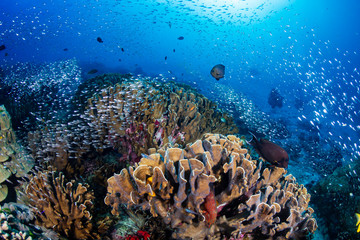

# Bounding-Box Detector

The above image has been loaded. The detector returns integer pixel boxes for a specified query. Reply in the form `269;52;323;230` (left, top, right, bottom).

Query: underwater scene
0;0;360;239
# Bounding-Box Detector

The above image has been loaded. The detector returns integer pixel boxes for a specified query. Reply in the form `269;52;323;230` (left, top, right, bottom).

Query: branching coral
105;134;317;239
25;169;98;239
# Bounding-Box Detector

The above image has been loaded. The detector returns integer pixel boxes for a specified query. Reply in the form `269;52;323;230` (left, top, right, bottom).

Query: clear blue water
1;0;360;239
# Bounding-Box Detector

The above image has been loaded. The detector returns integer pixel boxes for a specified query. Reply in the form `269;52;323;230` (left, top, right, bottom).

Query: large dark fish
0;45;5;51
248;132;289;168
177;36;184;40
87;69;98;74
97;37;103;43
210;64;225;80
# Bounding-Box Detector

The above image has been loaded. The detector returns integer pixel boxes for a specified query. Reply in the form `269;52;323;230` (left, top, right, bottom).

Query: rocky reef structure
0;105;34;202
84;76;238;163
24;169;103;239
105;134;317;239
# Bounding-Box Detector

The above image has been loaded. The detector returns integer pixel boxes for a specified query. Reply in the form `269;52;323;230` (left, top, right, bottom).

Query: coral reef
85;75;238;163
0;105;34;202
105;133;317;239
25;169;100;239
0;202;56;240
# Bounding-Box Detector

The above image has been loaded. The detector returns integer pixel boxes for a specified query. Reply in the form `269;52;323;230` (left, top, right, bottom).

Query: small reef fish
0;45;5;51
356;213;360;232
97;37;103;43
63;48;68;51
210;64;225;80
87;69;98;74
177;36;184;40
121;48;124;52
248;132;289;168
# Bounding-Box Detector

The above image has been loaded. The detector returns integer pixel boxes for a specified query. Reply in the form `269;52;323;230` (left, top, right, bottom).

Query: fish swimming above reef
210;64;225;80
87;69;98;74
97;37;103;43
248;132;289;168
268;88;284;108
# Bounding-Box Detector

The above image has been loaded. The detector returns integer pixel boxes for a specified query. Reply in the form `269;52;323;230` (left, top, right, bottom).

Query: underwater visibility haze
0;0;360;239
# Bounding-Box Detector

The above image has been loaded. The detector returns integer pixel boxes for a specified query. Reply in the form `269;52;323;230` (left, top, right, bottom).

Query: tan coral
25;169;98;239
105;133;317;239
83;76;238;162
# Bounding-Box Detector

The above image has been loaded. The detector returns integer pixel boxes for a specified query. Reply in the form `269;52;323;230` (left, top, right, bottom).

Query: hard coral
0;203;54;240
0;105;34;202
25;169;97;239
85;75;238;163
105;134;317;239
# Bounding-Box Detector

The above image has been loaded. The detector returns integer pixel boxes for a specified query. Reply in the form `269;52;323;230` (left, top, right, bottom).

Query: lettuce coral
105;133;317;239
84;76;238;163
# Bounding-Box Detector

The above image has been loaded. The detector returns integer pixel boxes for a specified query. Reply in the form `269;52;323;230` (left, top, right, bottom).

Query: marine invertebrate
105;134;317;239
85;75;238;163
25;169;97;239
0;202;55;240
0;105;34;202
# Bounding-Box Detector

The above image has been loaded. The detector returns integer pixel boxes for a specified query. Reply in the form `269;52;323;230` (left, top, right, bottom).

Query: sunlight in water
163;0;294;23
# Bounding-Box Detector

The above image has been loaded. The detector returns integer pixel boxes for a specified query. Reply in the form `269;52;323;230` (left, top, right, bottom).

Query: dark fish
0;45;5;51
97;37;103;43
268;88;283;108
87;69;98;74
118;59;122;62
210;64;225;80
173;49;175;52
4;53;8;56
165;56;167;60
177;36;184;40
63;48;68;51
121;48;124;52
248;132;289;168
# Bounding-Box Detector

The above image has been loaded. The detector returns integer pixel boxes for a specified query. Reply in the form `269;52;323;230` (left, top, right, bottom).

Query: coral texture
0;203;55;240
85;76;238;162
0;105;34;202
105;134;317;239
25;169;97;239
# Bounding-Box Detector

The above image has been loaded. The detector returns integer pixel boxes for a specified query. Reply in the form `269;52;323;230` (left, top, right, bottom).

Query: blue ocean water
1;0;360;239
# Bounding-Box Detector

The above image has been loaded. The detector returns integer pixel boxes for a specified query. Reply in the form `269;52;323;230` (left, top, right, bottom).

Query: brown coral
105;134;317;239
85;76;238;162
25;169;97;239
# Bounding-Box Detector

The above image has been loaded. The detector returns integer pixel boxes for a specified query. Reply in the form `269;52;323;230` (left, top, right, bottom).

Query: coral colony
1;73;317;239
